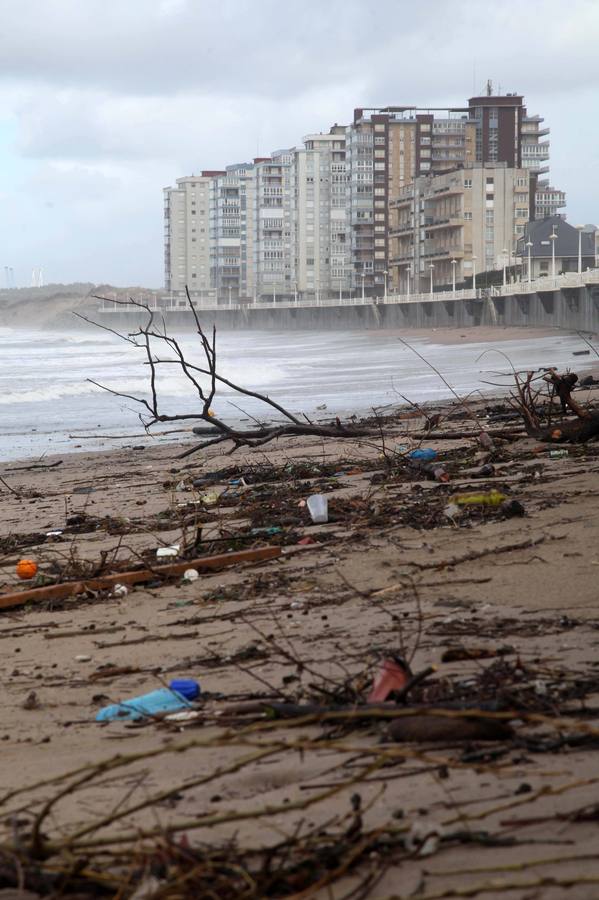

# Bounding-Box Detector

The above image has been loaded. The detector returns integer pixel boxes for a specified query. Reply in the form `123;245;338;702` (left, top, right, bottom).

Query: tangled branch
77;291;378;457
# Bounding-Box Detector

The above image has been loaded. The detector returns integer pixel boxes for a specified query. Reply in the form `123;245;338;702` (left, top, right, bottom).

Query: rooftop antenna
486;79;493;96
38;267;44;288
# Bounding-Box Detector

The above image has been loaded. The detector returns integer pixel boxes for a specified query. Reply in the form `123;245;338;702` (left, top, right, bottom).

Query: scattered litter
549;449;569;459
368;657;410;703
409;448;437;462
500;499;526;517
16;559;38;580
454;490;507;507
96;679;200;722
110;584;129;598
405;817;444;857
389;713;513;743
307;494;328;524
444;503;461;520
182;569;199;583
156;544;180;559
250;526;283;536
75;655;92;663
200;492;219;506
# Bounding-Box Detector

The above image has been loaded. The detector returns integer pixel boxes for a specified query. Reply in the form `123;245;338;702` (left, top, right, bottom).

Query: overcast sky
1;0;598;288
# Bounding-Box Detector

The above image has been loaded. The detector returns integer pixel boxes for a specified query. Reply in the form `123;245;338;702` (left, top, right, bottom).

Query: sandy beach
0;366;598;898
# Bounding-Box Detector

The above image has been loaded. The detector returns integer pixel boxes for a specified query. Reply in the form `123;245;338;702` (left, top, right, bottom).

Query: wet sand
0;385;598;898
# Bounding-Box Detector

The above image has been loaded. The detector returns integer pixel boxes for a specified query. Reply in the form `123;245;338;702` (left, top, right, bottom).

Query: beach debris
110;583;129;598
444;502;461;520
22;691;40;710
500;499;526;517
389;713;513;743
75;654;92;663
182;569;199;583
0;546;282;611
307;494;328;524
511;369;599;443
156;544;180;559
368;657;411;702
15;559;38;580
441;645;514;662
549;448;569;458
96;678;200;722
454;489;507;507
409;448;437;462
478;431;495;450
405;817;445;857
472;463;495;477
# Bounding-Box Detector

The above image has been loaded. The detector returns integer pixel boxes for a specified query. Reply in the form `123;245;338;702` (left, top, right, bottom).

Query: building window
464;179;472;188
464;211;472;220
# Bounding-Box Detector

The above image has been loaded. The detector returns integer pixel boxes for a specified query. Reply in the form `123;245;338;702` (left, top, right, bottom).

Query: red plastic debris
368;657;412;703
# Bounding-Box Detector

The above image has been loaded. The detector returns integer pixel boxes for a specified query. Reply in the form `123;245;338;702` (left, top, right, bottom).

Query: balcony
389;222;413;236
425;217;462;231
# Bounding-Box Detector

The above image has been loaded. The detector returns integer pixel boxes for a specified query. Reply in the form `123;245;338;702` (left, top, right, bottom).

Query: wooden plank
0;546;281;611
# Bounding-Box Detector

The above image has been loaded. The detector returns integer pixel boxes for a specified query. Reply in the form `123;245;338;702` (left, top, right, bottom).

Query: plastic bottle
95;679;200;722
454;490;507;507
307;494;328;523
549;449;568;459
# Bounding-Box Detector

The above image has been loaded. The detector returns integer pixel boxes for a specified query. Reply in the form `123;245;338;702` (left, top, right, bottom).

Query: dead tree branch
80;291;379;456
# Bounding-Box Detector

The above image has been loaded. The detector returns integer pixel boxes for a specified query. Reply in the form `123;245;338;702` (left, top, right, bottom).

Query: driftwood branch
81;290;379;456
509;368;599;444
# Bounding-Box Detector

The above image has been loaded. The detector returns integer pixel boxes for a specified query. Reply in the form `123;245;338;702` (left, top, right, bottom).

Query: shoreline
1;323;596;467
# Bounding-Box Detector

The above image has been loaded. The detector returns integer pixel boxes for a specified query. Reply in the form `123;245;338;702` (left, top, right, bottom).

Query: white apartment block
295;128;350;299
252;149;296;300
163;174;214;302
211;163;256;302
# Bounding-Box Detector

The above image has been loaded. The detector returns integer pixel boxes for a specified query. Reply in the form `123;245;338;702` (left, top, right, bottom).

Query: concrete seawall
99;283;599;332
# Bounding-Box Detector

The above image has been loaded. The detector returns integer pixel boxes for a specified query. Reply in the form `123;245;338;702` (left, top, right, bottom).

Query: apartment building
295;127;350;299
466;90;564;218
210;162;256;302
252;149;296;300
345;106;478;295
163;89;564;302
163;173;217;301
389;163;530;292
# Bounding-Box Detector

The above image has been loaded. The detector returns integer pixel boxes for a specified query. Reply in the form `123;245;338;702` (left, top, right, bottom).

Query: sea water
0;326;591;462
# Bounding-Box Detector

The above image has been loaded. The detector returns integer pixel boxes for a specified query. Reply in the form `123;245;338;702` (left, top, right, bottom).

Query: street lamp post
451;259;457;296
361;272;365;301
576;224;584;275
526;241;533;284
550;229;558;279
502;248;508;288
383;269;388;301
429;263;435;299
472;255;477;292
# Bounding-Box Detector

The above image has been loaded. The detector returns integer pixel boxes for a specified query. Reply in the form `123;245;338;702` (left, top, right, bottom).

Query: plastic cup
307;494;328;524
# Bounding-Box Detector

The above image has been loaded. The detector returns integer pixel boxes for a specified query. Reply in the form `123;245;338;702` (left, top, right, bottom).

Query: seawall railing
98;269;599;314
